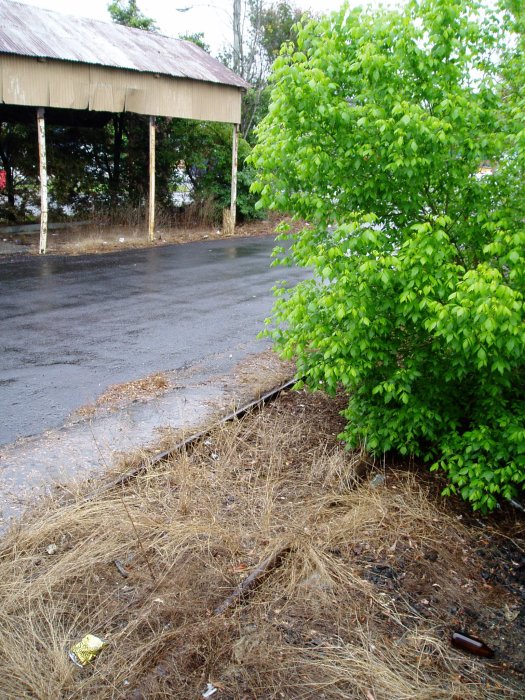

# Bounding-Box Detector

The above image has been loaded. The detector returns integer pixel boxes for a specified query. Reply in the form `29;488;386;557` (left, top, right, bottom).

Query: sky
16;0;401;55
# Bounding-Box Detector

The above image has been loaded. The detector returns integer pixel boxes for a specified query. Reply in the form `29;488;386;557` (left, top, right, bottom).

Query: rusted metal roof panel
0;0;249;90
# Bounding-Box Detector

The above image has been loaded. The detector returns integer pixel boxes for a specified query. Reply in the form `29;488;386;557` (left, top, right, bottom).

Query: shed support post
230;122;239;230
148;115;156;241
37;108;48;254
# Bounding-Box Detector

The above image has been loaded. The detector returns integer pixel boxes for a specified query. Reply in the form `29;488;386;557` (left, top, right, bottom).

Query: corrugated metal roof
0;0;249;89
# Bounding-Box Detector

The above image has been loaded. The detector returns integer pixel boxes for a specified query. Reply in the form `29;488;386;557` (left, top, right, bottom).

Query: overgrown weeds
0;390;523;698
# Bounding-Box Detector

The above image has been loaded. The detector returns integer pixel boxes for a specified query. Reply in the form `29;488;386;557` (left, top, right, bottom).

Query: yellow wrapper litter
69;634;108;667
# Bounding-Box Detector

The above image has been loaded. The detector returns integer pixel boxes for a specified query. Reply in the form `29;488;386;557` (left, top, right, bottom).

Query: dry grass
74;372;171;420
0;391;522;699
44;224;219;256
10;214;305;257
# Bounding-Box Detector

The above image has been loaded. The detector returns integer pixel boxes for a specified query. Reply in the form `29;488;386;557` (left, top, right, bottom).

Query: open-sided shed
0;0;249;252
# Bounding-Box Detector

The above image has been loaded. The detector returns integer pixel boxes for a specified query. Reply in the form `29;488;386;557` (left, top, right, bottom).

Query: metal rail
80;377;525;517
85;378;297;501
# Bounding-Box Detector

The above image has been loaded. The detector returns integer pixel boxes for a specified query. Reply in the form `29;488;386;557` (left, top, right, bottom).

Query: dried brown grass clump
178;197;218;228
0;391;522;699
231;350;296;402
43;223;148;256
75;373;171;419
16;213;299;257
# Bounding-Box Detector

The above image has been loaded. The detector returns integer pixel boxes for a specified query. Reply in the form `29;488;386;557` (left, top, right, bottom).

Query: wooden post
37;108;48;254
230;122;239;230
148;115;156;241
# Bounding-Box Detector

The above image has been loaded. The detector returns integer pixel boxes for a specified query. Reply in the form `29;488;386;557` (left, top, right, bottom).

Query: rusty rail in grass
84;378;297;502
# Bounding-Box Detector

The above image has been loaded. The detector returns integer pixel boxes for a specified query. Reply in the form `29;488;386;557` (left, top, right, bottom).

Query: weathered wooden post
37;107;48;254
231;122;239;228
148;115;156;241
223;122;239;236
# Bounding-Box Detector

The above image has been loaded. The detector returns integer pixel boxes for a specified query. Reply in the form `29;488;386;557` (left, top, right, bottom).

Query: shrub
250;0;525;511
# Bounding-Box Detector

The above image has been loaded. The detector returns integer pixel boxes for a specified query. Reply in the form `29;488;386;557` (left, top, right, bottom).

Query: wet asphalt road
0;237;305;447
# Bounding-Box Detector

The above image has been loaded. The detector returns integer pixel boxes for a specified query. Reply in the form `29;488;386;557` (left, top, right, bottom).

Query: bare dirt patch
0;389;523;698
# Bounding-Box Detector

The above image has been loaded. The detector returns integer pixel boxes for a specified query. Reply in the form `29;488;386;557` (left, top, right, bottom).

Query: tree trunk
233;0;242;74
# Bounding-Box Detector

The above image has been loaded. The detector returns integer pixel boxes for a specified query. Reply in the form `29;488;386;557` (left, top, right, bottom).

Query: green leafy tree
251;0;525;512
259;1;304;63
107;0;157;30
179;32;210;53
1;114;122;222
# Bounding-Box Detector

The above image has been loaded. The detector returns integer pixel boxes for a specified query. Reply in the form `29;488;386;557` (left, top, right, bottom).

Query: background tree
1;114;115;223
258;1;304;62
107;0;157;30
178;32;210;52
0;121;38;222
219;1;310;140
251;0;525;512
245;1;305;137
46;121;113;213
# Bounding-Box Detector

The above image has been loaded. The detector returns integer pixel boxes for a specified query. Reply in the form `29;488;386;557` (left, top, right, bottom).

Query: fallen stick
113;559;129;578
214;546;290;616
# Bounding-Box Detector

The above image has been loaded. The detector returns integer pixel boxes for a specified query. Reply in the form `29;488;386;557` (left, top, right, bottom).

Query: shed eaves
0;0;249;89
